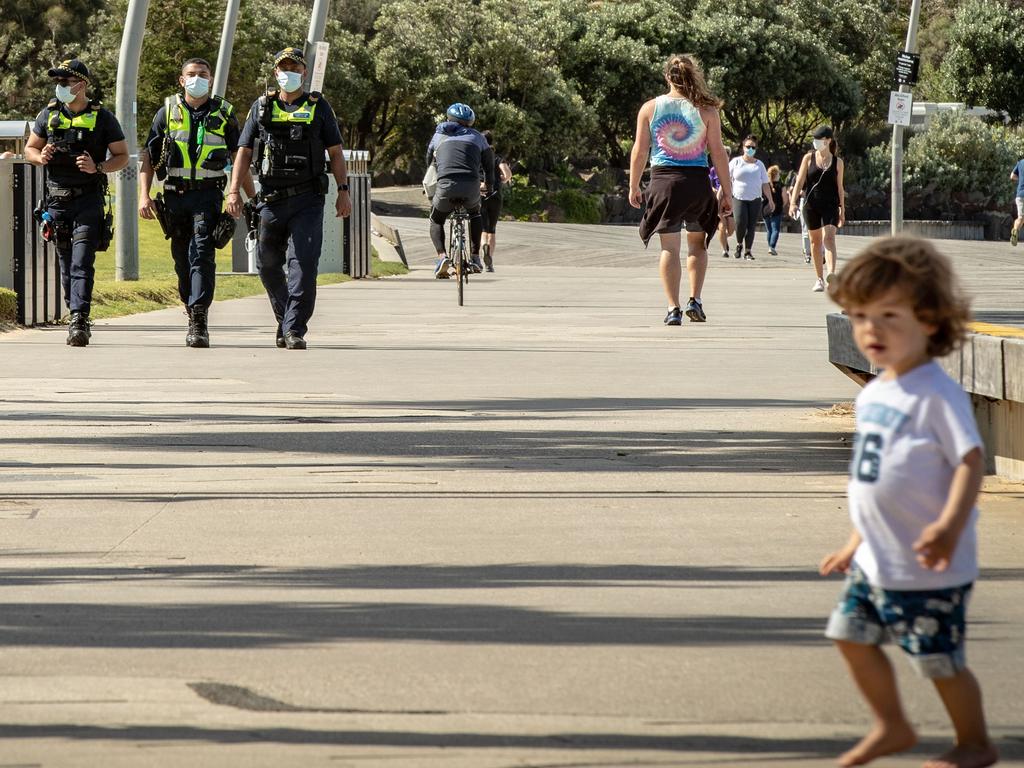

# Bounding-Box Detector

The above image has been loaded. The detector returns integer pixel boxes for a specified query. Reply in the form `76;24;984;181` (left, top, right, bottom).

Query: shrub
0;287;17;324
553;189;603;224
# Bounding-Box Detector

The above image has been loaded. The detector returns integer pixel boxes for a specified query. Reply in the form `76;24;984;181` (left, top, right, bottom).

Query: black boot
275;315;286;348
187;305;210;348
184;307;195;347
67;311;91;347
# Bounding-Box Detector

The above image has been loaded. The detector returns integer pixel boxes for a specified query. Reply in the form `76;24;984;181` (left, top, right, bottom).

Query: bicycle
448;203;472;306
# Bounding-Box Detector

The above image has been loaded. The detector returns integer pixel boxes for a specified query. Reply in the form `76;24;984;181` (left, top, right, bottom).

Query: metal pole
213;0;241;98
891;0;923;236
212;0;250;272
304;0;331;88
114;0;151;281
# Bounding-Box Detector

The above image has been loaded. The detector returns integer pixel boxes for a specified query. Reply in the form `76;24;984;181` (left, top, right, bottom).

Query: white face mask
276;70;303;93
55;84;77;103
813;139;828;151
183;75;210;98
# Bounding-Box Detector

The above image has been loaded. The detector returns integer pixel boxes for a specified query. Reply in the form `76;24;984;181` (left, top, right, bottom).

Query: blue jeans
164;187;221;308
764;213;782;249
257;191;325;338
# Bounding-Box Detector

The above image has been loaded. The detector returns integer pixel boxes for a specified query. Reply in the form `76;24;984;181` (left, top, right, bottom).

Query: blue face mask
55;84;76;103
276;70;303;93
184;75;210;98
744;147;757;158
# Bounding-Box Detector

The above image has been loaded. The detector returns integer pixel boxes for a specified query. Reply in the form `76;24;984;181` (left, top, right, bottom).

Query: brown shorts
639;166;719;247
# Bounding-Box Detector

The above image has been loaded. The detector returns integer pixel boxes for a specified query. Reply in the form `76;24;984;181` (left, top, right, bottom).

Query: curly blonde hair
829;237;971;358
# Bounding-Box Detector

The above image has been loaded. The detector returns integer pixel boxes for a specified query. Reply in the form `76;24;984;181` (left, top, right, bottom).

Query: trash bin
321;150;371;278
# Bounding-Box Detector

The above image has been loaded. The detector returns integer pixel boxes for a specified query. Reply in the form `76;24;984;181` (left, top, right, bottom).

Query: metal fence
0;159;61;326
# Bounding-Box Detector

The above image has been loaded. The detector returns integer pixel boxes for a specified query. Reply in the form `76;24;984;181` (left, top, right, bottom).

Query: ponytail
664;54;722;109
829;138;838;156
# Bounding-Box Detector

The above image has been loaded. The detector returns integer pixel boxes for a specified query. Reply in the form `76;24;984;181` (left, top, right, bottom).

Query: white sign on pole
310;41;330;93
888;91;913;126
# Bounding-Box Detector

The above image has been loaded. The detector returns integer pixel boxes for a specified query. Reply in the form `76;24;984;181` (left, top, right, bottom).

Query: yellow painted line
969;322;1024;339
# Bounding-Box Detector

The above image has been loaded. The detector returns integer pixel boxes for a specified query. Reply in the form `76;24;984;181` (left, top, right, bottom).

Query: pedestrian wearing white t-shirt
820;238;997;768
728;134;772;260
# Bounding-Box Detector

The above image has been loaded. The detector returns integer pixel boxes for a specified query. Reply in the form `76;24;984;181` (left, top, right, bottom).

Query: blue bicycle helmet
446;102;475;126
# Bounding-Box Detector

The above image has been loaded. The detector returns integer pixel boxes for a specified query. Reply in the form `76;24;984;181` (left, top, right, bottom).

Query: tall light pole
304;0;331;87
213;0;249;272
114;0;151;281
891;0;923;235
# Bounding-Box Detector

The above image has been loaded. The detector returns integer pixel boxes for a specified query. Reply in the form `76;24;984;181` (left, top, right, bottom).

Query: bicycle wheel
456;242;465;306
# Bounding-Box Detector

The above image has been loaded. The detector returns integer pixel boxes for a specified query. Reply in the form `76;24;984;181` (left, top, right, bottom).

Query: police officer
227;47;351;350
139;57;252;348
24;59;129;346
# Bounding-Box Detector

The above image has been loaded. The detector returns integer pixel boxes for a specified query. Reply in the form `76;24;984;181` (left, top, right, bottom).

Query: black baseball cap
812;125;834;140
48;58;92;84
273;47;307;68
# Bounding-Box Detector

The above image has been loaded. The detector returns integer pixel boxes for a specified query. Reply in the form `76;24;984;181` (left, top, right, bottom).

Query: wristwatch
338;183;349;191
95;161;106;174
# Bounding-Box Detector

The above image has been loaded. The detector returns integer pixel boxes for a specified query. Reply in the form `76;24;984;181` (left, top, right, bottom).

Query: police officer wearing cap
139;57;252;348
227;47;351;350
24;59;129;347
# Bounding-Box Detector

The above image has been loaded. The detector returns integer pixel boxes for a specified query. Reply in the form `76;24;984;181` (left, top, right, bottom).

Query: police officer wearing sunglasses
25;59;129;347
227;47;351;350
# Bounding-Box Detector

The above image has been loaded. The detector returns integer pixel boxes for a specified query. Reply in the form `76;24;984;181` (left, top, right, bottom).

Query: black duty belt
258;176;328;205
46;182;103;200
163;177;227;193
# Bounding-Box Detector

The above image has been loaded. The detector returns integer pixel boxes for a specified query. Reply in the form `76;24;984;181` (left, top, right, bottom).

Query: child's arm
914;446;985;571
820;529;863;576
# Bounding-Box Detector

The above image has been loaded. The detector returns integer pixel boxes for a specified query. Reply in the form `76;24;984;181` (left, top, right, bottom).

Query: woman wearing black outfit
788;125;845;292
479;130;512;272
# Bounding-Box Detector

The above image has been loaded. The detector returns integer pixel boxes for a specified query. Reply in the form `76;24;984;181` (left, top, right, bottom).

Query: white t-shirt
729;157;770;201
849;361;982;590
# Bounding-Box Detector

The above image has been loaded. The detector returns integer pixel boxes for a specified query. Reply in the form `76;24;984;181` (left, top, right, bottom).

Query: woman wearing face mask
728;135;773;260
788;125;845;292
139;57;252;348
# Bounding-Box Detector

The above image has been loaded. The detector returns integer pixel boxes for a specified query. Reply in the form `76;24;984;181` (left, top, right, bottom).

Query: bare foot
838;722;918;766
923;743;999;768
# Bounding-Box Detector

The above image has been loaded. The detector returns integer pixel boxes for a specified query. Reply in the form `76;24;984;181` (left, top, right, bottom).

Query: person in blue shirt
1009;157;1024;246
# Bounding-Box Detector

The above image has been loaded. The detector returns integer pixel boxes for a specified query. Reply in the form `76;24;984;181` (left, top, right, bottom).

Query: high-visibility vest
255;90;325;183
163;94;234;180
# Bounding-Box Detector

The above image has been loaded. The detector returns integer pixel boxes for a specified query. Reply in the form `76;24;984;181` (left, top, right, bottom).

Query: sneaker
434;257;451;279
664;307;682;326
485;263;495;273
804;253;811;264
470;255;484;273
482;243;493;268
768;248;778;256
743;251;754;260
812;278;825;292
684;298;706;323
825;272;835;285
1012;228;1019;247
734;244;742;259
721;250;730;259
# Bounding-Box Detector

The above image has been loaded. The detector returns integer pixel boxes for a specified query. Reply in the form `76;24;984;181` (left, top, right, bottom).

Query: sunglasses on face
55;78;83;87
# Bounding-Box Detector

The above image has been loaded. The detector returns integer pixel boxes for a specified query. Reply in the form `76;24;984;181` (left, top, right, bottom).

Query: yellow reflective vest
163;94;234;180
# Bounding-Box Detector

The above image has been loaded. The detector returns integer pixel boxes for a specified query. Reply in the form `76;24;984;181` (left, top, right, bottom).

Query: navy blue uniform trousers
48;190;103;316
164;187;221;308
257;191;325;338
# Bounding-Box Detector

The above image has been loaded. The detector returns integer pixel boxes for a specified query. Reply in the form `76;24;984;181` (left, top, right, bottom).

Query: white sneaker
812;278;825;292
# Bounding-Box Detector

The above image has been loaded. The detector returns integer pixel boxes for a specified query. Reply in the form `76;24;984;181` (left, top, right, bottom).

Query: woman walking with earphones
789;125;846;292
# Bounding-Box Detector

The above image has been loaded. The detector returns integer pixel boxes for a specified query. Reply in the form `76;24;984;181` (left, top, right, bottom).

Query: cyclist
426;103;494;278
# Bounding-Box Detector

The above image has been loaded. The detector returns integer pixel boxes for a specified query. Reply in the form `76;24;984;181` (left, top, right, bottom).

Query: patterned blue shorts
825;565;972;679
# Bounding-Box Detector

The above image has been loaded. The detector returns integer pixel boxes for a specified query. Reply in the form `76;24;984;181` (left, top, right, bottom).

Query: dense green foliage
1;0;1020;180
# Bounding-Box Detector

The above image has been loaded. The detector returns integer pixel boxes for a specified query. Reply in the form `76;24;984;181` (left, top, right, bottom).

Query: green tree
0;0;105;120
939;0;1024;122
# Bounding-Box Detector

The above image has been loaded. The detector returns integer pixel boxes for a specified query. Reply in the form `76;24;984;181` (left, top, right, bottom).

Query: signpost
890;0;923;235
309;41;330;94
887;91;913;127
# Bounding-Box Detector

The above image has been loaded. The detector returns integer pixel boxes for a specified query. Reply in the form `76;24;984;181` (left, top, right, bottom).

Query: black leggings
430;181;482;255
732;197;763;251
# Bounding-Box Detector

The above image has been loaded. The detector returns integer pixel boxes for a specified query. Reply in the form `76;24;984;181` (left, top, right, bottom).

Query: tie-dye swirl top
649;95;707;167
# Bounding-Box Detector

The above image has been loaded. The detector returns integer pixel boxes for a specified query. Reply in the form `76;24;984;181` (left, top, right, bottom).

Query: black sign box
894;51;920;86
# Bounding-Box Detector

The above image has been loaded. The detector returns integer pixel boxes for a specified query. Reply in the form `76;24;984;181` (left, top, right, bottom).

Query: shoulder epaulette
309;91;321;102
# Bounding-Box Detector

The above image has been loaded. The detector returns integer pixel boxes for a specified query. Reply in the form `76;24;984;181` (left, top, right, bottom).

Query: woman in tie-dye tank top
629;54;732;327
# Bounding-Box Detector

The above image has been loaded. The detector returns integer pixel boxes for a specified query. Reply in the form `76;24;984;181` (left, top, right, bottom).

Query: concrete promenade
0;219;1022;766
